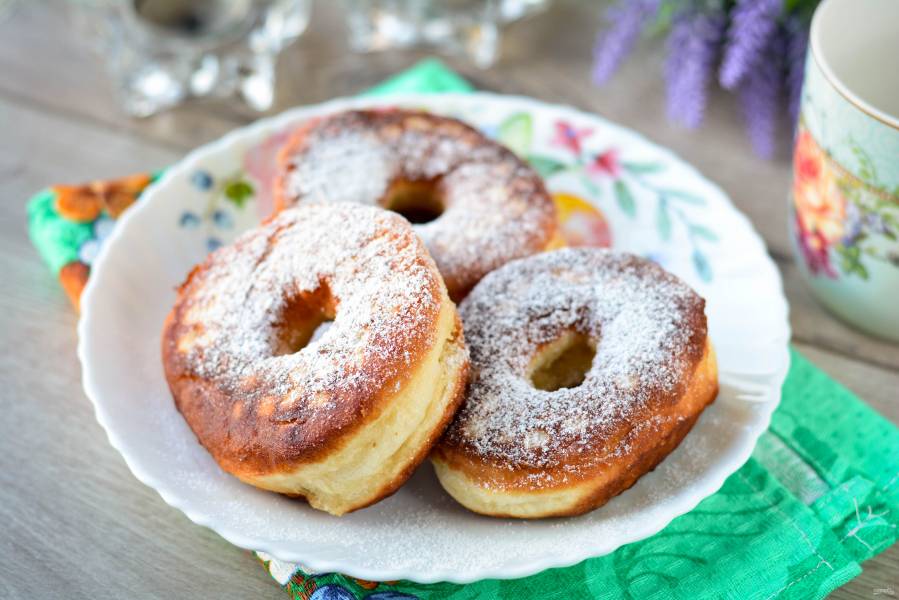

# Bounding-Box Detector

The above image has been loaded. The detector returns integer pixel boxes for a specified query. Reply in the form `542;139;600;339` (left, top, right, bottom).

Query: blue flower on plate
212;209;233;229
310;584;357;600
206;237;223;252
191;170;214;191
179;211;201;229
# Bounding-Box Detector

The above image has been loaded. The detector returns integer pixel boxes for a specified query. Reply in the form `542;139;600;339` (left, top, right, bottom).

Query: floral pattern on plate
177;110;721;283
79;93;789;584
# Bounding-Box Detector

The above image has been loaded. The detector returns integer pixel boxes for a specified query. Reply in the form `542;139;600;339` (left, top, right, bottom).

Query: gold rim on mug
810;0;899;131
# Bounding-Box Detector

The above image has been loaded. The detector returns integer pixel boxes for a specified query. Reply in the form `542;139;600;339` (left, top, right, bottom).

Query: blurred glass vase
73;0;311;117
343;0;549;68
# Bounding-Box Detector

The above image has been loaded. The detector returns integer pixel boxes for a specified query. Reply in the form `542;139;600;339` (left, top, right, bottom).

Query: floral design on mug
792;123;899;280
792;128;844;277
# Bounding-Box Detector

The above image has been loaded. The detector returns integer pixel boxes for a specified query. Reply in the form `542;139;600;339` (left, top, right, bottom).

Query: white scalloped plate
78;93;790;584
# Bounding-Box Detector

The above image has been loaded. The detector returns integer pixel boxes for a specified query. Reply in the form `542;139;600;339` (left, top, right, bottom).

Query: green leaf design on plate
526;154;566;178
663;189;706;205
224;179;254;208
622;161;665;174
580;174;602;198
497;112;532;156
614;180;637;217
689;224;719;241
656;198;672;241
618;172;716;281
692;249;712;282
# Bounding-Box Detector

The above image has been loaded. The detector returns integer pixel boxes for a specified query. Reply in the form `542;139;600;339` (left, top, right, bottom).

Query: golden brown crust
272;115;322;212
272;109;558;302
162;204;463;503
341;314;470;512
432;248;718;518
432;341;717;517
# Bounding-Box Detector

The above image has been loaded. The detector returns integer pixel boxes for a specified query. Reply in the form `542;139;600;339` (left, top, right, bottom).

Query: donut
273;109;560;301
431;248;718;518
161;203;469;516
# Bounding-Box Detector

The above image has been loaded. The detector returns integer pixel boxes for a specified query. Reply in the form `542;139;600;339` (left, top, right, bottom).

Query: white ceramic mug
790;0;899;342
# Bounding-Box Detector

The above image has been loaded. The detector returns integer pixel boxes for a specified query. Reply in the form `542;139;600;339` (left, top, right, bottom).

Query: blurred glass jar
343;0;550;68
71;0;311;117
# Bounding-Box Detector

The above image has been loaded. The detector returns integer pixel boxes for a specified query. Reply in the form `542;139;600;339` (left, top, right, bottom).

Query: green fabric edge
27;188;93;275
361;58;474;97
26;170;163;276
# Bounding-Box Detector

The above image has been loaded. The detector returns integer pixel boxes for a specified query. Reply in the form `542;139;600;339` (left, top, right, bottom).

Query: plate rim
77;91;791;584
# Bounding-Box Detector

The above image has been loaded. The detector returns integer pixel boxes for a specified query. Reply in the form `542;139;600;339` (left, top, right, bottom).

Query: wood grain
0;1;896;599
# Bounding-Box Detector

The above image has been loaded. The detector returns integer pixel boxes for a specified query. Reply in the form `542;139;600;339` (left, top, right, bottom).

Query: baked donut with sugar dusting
273;109;560;301
432;248;718;518
162;203;469;516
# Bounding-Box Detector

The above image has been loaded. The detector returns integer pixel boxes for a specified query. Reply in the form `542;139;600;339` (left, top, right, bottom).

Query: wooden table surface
1;2;896;598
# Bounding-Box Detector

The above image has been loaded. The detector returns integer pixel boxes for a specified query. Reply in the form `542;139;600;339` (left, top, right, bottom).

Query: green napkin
361;57;475;97
27;58;898;600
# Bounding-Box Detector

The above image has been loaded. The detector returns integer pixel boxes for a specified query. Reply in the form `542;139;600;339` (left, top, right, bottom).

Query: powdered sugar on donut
169;204;442;424
276;110;557;299
446;248;707;471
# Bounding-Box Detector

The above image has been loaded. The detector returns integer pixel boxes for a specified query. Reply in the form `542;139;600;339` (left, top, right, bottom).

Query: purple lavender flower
592;0;661;85
785;15;810;127
738;28;785;158
842;200;864;246
864;211;889;235
719;0;783;90
664;7;726;129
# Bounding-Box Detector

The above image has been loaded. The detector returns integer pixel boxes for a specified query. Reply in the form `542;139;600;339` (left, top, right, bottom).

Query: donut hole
529;331;596;392
382;180;444;224
271;288;337;356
